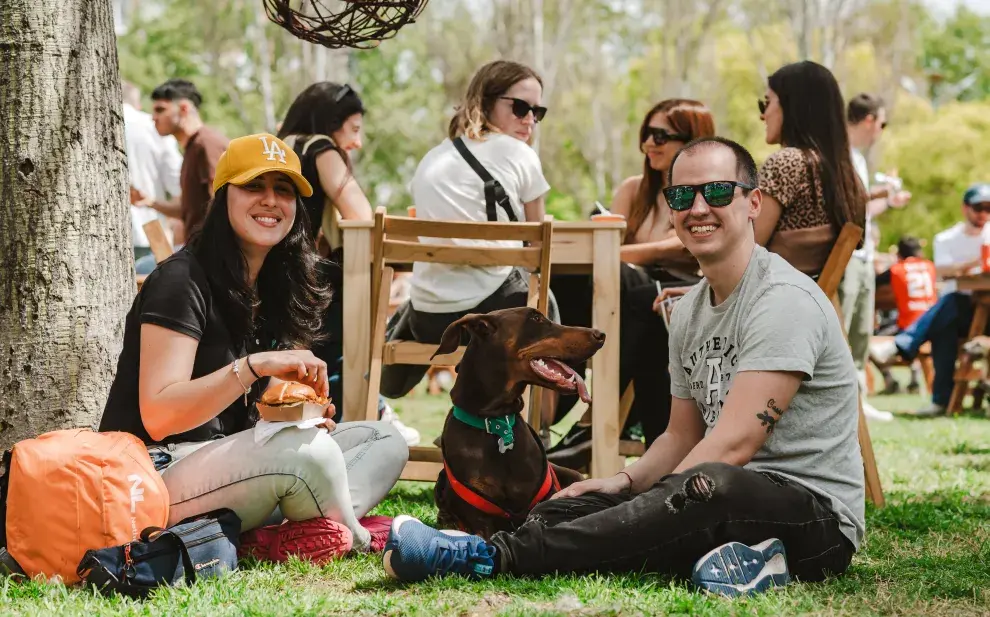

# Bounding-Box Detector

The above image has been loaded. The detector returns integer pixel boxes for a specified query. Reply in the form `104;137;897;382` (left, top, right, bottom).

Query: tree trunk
253;0;276;131
0;0;132;450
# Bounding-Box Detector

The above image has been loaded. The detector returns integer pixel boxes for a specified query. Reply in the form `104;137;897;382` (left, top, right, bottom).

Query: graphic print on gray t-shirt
668;246;866;549
684;334;740;427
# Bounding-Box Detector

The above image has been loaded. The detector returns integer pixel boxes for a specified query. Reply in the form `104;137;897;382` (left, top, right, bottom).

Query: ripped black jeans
490;462;855;581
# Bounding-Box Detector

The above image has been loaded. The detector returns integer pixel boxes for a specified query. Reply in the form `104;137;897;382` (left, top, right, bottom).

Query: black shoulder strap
141;527;197;585
0;449;10;549
452;137;518;222
300;134;334;157
0;449;24;578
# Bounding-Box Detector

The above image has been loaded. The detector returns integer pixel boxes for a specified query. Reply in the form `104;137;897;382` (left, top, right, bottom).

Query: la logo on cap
259;135;287;164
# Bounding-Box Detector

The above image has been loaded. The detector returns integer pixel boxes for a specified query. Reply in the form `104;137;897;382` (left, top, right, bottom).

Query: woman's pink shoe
359;516;393;552
239;518;354;564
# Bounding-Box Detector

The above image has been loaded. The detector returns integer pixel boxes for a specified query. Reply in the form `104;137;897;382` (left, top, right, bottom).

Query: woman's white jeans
149;421;408;550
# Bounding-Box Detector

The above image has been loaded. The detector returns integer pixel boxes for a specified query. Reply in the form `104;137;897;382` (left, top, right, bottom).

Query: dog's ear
432;313;496;359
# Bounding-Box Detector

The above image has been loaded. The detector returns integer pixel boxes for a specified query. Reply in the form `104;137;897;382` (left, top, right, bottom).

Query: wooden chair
364;206;554;481
866;338;935;396
820;223;885;507
135;219;175;290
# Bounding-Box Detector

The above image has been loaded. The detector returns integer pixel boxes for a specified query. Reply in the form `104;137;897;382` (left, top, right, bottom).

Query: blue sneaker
691;538;790;597
382;515;495;582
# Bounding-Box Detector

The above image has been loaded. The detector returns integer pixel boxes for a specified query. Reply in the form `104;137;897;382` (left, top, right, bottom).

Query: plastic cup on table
590;213;625;223
590;201;624;223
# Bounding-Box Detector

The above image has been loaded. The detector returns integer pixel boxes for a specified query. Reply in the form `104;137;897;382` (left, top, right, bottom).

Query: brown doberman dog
431;306;605;540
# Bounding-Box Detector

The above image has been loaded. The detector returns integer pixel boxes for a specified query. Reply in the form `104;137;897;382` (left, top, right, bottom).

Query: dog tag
486;416;515;454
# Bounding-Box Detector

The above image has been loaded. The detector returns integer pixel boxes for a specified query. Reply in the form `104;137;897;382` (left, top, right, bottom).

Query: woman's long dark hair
186;185;331;350
630;99;715;242
278;82;365;242
277;82;364;168
768;61;867;234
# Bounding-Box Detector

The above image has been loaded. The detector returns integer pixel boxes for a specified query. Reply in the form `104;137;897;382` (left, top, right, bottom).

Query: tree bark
252;0;276;132
0;0;132;449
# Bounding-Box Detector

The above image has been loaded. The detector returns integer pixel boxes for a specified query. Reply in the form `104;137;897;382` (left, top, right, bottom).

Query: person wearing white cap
870;183;990;415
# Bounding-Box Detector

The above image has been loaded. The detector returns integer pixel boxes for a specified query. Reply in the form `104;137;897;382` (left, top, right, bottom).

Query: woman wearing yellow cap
99;133;409;562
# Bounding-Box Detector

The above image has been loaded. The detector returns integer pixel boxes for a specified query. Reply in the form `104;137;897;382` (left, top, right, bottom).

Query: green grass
2;372;988;616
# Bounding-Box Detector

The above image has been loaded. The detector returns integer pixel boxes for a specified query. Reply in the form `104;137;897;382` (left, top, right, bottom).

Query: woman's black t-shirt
288;133;338;241
99;250;274;445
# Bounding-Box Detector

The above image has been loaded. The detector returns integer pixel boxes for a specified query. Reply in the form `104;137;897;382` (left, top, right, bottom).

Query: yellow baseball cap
213;133;313;197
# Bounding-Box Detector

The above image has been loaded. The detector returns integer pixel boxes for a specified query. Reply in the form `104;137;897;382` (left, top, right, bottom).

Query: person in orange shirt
871;183;990;415
885;237;938;330
871;237;935;394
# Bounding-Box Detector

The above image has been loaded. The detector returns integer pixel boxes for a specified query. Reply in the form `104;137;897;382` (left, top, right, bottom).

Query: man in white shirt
121;81;183;274
844;93;911;421
871;184;990;415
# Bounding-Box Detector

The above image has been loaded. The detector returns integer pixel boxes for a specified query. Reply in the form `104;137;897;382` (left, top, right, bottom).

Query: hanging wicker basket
263;0;429;49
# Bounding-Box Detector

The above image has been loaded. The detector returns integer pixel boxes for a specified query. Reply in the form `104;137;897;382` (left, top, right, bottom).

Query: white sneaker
912;403;946;417
869;340;901;365
862;400;894;422
380;404;421;447
435;369;455;392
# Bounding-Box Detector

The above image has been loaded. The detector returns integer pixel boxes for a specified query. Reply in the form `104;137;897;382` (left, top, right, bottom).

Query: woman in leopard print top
757;61;867;276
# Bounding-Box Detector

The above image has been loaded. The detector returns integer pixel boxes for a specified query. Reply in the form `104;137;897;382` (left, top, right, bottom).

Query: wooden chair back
817;223;885;507
135;219;176;290
144;219;175;263
365;206;554;481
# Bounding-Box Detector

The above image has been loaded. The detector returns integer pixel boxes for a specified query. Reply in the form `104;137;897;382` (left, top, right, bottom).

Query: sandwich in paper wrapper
256;381;330;422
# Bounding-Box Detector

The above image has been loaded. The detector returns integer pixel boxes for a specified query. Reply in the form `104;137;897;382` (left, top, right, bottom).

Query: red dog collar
441;413;561;523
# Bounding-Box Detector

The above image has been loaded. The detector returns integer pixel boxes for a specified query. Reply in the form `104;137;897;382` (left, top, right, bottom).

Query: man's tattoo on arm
757;411;778;434
756;398;785;434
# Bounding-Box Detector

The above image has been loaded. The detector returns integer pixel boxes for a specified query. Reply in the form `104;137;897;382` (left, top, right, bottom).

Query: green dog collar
452;406;516;453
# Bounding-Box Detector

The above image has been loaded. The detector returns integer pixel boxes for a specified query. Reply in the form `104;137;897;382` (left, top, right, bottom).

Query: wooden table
948;273;990;414
339;219;626;478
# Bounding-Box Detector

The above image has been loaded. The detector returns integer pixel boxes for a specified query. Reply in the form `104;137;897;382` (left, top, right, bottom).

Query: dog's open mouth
530;358;591;403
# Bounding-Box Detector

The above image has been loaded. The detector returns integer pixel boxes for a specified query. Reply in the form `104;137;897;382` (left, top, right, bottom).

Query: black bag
452;136;518;222
77;508;241;597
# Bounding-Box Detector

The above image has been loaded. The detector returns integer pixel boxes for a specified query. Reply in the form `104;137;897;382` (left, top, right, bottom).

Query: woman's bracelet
617;470;634;494
231;358;252;405
245;354;261;379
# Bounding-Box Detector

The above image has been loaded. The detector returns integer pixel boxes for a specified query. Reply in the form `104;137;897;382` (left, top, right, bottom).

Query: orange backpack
0;429;169;583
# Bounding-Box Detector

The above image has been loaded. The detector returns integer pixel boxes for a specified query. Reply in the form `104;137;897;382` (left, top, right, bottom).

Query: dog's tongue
540;359;592;404
573;372;591;404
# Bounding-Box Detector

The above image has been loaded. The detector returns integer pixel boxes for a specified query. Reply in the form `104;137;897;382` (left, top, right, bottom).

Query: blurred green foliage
115;0;990;250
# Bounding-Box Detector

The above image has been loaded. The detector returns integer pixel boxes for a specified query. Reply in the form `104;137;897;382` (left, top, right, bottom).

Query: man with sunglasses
871;184;990;416
844;93;912;422
381;138;863;597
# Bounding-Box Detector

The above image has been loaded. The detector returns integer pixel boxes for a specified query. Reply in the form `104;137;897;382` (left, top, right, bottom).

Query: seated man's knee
664;462;745;511
527;496;575;525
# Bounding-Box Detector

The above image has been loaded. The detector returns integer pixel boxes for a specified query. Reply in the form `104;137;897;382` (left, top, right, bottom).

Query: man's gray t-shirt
668;245;865;549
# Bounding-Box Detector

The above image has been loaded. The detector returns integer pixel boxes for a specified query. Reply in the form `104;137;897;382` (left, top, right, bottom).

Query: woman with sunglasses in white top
380;60;558;400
